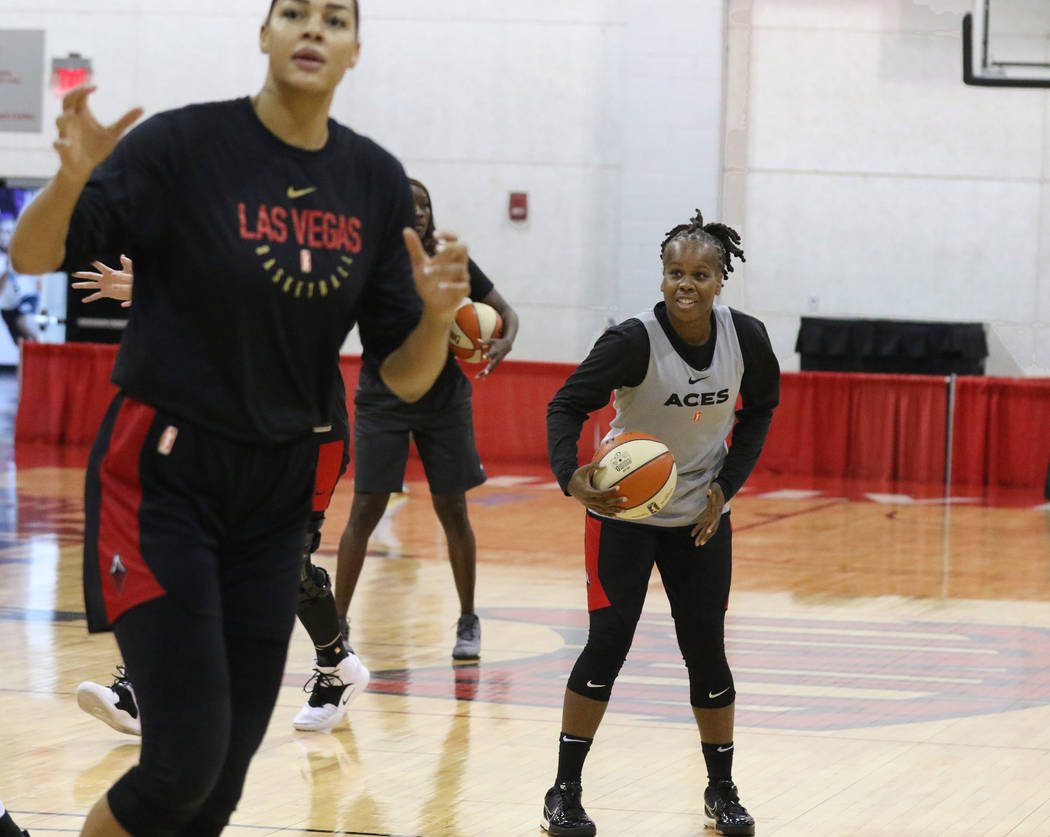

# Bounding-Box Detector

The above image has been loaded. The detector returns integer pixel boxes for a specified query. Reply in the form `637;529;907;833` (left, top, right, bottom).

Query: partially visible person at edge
70;257;368;737
334;176;519;661
9;0;470;834
0;799;29;837
0;215;39;346
541;210;779;837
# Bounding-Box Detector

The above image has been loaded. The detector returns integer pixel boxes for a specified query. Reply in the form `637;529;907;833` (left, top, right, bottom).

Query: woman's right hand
54;86;143;180
568;462;627;517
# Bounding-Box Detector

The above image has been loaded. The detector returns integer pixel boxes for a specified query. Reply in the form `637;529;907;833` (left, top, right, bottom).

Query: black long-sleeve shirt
61;98;418;444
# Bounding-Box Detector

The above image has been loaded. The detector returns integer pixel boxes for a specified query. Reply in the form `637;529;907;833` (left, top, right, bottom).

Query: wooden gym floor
2;371;1050;836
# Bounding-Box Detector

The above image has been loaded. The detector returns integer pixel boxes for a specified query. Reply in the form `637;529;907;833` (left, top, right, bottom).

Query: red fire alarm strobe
509;192;527;222
50;54;93;97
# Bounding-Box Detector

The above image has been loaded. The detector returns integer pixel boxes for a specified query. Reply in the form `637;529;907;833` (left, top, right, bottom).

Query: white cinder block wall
0;0;725;364
722;0;1050;375
3;1;1046;374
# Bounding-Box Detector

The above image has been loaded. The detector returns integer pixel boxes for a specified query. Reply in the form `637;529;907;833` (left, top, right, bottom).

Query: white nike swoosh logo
708;687;731;699
586;680;606;688
561;736;590;744
716;744;734;753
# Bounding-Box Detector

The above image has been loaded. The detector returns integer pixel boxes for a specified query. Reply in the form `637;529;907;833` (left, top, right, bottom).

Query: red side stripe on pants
313;439;346;513
98;398;166;625
584;513;611;611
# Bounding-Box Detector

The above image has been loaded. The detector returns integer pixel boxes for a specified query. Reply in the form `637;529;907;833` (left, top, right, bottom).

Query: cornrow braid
660;209;745;281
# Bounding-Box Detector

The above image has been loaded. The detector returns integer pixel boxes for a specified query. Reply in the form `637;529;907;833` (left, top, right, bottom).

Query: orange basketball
591;431;678;520
449;301;503;363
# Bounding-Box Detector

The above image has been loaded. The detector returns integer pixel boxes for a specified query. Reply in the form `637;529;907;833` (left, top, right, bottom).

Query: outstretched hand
54;86;142;179
403;228;469;324
71;255;133;306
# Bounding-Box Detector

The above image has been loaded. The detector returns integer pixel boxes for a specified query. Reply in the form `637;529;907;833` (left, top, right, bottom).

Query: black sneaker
1;809;30;837
452;613;481;660
542;781;596;837
704;779;755;836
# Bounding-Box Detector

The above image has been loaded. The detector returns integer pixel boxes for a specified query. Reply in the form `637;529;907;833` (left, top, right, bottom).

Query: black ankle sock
555;732;593;784
315;636;347;669
0;810;24;837
701;741;734;784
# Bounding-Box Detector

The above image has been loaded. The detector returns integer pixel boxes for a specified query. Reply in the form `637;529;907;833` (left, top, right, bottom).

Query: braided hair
660;210;745;281
408;177;438;256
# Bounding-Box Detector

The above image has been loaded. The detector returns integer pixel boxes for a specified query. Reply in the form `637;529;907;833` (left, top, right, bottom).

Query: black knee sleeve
680;625;735;709
566;612;635;703
688;667;735;709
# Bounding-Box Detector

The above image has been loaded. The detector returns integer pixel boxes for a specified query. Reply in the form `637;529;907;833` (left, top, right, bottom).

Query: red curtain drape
755;372;948;482
15;342;119;445
951;377;1050;487
14;344;1049;493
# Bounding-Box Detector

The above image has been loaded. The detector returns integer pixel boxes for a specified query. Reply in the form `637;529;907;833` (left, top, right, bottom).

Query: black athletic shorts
352;396;485;495
83;393;317;636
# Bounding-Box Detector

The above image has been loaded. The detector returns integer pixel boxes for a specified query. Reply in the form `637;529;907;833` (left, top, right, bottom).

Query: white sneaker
76;668;141;736
292;652;370;733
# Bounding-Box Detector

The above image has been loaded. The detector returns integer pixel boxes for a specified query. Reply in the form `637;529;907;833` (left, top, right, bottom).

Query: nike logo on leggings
708;686;731;699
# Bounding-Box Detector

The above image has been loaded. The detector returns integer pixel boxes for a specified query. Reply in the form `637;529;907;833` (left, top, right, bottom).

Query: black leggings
566;512;735;709
83;395;315;835
109;590;297;836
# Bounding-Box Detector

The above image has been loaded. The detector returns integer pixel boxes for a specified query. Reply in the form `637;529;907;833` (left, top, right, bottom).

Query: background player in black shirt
9;1;470;835
542;212;779;837
334;177;519;660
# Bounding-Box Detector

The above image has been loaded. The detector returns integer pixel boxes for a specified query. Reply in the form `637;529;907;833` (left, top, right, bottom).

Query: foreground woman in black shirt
10;1;469;835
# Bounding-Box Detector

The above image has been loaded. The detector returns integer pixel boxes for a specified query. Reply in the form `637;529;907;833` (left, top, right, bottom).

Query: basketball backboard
963;0;1050;87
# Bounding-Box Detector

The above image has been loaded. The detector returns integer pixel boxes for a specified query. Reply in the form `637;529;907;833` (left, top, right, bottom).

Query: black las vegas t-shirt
62;98;420;444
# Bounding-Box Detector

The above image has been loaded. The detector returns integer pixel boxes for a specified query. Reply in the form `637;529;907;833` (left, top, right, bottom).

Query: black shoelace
302;668;347;706
557;783;586;817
